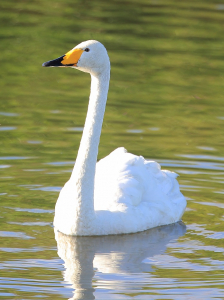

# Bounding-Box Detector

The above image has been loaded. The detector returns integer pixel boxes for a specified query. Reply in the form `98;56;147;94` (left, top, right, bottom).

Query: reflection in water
55;222;186;300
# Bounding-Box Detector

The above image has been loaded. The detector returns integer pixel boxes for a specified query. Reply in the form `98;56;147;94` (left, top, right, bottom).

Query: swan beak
42;48;84;67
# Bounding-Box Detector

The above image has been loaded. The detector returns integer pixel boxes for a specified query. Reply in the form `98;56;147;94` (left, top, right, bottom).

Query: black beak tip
42;60;54;67
42;55;65;67
42;61;50;67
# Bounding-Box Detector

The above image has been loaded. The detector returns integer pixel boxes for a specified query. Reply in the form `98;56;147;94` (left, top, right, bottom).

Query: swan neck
70;69;110;233
74;71;110;178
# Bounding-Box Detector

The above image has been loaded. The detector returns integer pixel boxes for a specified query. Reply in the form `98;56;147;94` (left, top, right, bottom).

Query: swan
42;40;186;236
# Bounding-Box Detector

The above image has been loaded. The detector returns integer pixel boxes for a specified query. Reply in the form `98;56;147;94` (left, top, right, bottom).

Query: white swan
43;40;186;236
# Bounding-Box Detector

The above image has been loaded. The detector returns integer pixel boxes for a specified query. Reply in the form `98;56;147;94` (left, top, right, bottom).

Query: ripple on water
195;201;224;209
187;224;224;242
0;231;34;239
0;126;17;131
0;277;68;298
45;161;74;166
27;140;42;144
149;127;160;131
19;184;61;192
67;127;84;131
8;222;51;227
178;154;224;161
30;186;61;192
50;110;61;114
158;158;224;172
0;156;31;160
126;129;144;133
23;169;46;172
0;112;19;117
197;146;216;151
5;207;54;214
0;259;63;270
0;165;10;168
0;247;48;253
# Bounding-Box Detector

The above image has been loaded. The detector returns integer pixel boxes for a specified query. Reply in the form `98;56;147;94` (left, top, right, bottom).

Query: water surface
0;0;224;299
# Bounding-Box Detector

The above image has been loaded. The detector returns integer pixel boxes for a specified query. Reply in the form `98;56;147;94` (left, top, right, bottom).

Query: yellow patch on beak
61;48;84;66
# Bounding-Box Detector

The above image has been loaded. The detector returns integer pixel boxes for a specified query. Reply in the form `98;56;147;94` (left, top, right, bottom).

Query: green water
0;0;224;299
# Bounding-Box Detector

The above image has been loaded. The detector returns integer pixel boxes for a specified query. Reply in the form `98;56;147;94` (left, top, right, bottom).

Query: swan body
43;40;186;236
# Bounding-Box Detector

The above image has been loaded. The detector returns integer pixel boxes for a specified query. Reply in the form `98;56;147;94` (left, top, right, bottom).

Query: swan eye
85;48;90;52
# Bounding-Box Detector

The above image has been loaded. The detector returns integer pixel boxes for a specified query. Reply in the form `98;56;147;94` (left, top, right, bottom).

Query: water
0;0;224;299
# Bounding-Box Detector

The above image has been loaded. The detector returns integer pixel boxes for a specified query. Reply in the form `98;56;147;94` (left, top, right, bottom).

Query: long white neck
70;69;110;231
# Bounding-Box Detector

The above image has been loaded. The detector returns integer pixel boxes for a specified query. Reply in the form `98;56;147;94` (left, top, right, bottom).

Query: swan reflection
55;222;186;300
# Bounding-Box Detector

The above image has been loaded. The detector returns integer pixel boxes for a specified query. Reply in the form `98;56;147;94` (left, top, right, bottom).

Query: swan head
42;40;110;76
